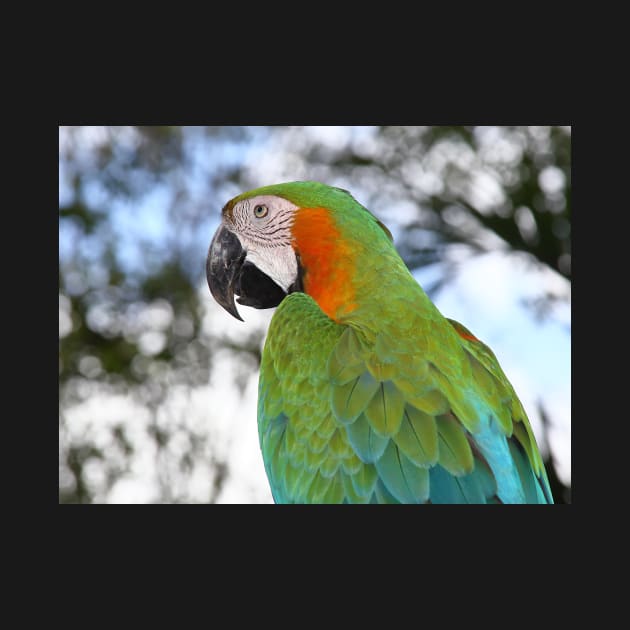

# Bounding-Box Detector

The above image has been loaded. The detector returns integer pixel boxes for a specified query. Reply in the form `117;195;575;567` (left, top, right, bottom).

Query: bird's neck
291;207;424;326
292;207;359;321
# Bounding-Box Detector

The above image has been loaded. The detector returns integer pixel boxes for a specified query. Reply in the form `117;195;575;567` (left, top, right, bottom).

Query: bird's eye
253;204;268;218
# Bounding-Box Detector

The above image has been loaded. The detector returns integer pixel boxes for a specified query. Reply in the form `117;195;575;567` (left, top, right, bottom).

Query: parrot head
207;181;393;321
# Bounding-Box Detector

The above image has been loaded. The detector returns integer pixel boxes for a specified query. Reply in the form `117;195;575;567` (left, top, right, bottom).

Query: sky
59;126;571;503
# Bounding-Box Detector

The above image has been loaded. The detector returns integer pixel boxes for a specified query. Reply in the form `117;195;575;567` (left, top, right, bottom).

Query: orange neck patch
291;207;357;321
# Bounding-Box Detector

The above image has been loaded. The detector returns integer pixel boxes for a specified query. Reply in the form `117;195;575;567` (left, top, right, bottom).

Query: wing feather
258;293;552;503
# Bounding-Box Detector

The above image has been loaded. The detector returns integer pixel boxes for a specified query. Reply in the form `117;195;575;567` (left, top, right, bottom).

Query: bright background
59;126;571;504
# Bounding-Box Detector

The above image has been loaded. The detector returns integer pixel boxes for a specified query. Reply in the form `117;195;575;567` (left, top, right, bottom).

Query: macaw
207;181;554;504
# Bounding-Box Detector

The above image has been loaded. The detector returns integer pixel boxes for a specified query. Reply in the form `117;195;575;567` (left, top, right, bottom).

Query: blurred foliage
59;126;570;504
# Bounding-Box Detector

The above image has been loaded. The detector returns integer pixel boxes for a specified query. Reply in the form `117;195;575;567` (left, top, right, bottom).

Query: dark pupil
255;206;264;215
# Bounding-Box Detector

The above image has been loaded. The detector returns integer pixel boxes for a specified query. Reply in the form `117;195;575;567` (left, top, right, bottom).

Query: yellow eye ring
253;204;268;218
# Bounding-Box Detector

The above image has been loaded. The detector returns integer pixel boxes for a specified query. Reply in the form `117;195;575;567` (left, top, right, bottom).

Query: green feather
394;404;438;466
349;462;378;498
405;387;450;417
429;364;481;433
328;351;366;386
285;461;308;499
341;452;363;475
374;441;429;503
436;413;474;475
319;451;342;478
345;412;389;463
327;328;367;385
303;443;328;473
364;380;405;437
321;475;345;503
307;470;335;503
341;473;372;504
331;371;380;424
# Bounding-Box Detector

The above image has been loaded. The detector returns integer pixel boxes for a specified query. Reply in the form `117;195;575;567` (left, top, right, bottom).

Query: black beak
207;224;289;321
207;225;246;321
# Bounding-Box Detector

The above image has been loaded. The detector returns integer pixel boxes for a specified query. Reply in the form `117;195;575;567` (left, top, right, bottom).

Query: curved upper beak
206;224;246;321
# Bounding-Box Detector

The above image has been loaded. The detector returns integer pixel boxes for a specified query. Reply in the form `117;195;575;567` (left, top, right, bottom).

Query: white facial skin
226;195;299;292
